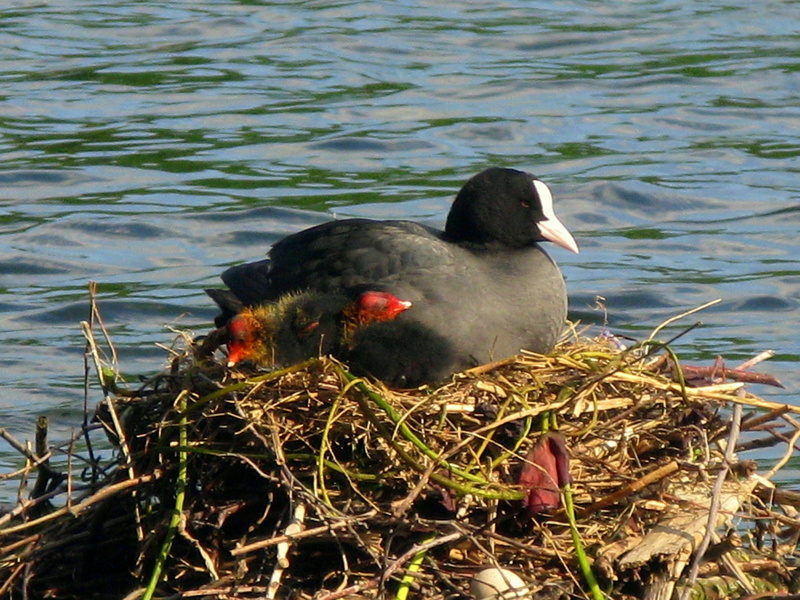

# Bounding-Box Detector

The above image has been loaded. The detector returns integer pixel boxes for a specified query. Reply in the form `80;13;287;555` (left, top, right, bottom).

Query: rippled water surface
1;1;798;501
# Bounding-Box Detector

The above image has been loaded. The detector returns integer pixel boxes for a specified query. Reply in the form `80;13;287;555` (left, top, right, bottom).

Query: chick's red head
226;312;260;367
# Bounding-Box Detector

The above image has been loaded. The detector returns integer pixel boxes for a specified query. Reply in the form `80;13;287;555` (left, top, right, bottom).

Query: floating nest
1;296;799;600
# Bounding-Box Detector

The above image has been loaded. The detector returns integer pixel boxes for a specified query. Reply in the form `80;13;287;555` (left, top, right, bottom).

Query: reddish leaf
519;432;571;515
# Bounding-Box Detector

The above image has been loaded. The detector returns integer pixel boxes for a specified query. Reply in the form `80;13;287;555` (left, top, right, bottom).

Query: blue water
1;1;798;502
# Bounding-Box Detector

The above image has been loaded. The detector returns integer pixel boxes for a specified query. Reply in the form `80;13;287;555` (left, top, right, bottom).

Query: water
1;1;798;502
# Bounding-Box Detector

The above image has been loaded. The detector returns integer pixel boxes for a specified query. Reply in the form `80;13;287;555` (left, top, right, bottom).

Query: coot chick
223;289;412;369
211;167;579;383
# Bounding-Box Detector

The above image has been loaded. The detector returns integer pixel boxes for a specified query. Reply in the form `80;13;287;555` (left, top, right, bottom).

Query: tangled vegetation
1;296;797;600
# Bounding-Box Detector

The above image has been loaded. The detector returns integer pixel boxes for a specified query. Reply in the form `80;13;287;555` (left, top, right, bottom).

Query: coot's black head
444;167;579;252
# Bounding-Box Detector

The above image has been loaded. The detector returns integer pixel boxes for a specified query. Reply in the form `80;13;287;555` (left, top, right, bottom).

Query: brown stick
31;416;51;501
0;428;60;483
230;511;378;556
753;486;800;509
577;461;680;517
0;470;161;536
0;562;26;597
740;406;792;430
678;364;783;388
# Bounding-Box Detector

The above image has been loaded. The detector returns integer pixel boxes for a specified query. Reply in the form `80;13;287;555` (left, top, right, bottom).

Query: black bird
208;167;578;385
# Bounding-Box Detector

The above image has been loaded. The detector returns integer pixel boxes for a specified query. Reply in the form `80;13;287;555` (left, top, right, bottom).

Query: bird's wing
222;219;457;303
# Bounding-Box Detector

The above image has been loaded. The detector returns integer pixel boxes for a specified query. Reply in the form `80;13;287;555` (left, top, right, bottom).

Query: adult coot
209;167;579;385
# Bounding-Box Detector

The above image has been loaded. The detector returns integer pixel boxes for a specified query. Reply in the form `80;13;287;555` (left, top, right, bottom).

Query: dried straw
0;291;798;600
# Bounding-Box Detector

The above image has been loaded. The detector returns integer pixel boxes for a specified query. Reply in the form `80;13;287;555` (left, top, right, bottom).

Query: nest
1;299;799;600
